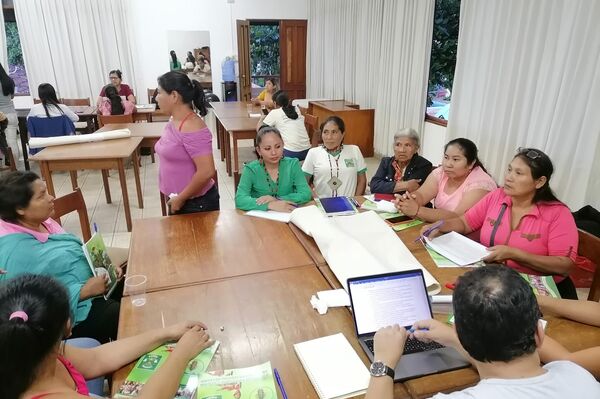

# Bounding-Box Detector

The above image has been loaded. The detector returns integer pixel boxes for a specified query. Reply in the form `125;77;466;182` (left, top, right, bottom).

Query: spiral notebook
294;333;369;399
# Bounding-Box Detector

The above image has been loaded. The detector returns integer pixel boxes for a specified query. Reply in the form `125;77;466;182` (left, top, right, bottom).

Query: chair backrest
52;188;92;242
27;115;77;154
579;229;600;301
61;98;91;106
147;88;156;103
98;114;134;128
304;113;320;147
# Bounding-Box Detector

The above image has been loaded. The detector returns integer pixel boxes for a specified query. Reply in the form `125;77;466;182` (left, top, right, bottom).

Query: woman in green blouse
235;127;312;212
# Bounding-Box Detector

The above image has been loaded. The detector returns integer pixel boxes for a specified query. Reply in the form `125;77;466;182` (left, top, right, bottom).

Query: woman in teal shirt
235;127;312;212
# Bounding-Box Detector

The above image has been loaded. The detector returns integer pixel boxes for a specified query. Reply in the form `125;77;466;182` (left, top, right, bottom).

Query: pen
414;220;444;242
273;368;288;399
349;198;360;208
93;222;98;233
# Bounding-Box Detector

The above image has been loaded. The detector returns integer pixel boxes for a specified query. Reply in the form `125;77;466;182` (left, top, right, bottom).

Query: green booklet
520;273;561;298
196;361;277;399
425;246;484;268
81;232;119;299
116;341;220;398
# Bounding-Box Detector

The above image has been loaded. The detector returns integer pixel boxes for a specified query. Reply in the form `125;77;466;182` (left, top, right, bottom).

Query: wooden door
236;20;252;102
279;20;307;101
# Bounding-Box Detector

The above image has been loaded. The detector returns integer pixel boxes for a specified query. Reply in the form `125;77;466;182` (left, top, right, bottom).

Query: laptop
347;270;470;381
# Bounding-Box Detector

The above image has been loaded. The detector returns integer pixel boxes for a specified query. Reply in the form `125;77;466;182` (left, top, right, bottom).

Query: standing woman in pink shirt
154;71;218;214
423;148;579;299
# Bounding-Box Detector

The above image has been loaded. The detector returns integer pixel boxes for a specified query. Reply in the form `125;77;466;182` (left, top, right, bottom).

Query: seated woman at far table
422;148;579;299
394;138;496;222
370;128;432;194
235;127;312;212
98;85;135;116
27;83;79;122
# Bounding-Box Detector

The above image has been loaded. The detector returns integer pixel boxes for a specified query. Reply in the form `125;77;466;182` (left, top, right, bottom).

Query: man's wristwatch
369;361;395;379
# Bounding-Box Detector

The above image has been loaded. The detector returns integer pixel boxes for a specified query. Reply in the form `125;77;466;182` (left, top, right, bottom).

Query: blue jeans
283;148;310;161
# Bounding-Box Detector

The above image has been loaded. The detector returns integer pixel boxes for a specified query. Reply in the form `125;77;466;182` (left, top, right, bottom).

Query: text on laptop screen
350;271;432;335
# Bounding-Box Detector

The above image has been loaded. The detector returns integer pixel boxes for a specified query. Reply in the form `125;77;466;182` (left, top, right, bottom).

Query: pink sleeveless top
432;166;497;211
29;356;90;398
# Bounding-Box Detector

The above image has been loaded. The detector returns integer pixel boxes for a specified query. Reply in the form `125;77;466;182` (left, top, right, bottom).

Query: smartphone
386;215;412;224
261;107;269;116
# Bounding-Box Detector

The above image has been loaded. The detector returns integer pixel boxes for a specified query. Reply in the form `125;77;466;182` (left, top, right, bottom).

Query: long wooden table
96;121;167;160
30;137;144;232
114;207;600;398
124;211;315;294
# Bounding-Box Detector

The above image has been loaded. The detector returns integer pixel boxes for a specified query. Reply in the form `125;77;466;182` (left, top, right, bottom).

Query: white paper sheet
317;289;351;307
424;231;488;266
245;210;291;223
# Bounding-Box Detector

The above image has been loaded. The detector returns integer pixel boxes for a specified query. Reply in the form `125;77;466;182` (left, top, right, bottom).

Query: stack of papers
424;232;489;266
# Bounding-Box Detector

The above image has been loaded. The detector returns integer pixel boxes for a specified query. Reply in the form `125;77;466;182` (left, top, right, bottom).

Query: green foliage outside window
427;0;460;105
5;22;24;66
250;24;279;86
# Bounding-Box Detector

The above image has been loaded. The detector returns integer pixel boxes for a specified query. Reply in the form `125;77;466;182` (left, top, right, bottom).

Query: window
249;22;279;97
4;7;30;95
425;0;460;125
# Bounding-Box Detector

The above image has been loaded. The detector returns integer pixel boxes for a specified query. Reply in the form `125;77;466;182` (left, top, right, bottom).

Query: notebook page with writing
425;231;488;266
294;333;369;399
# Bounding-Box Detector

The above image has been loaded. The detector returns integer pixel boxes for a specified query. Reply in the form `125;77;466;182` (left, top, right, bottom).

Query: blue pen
273;368;288;399
408;326;429;333
93;222;98;233
414;220;444;242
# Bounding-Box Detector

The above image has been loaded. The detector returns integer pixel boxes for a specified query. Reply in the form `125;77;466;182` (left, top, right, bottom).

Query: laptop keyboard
365;337;444;355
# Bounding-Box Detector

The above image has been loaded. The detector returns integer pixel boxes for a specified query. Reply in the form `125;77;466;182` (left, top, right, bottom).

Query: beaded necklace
324;144;343;196
261;160;279;195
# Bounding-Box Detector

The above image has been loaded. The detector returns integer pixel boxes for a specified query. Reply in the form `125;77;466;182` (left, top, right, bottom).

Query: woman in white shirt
302;116;367;197
27;84;79;122
257;90;311;161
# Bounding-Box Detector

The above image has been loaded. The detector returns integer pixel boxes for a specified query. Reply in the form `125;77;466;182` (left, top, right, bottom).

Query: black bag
572;205;600;238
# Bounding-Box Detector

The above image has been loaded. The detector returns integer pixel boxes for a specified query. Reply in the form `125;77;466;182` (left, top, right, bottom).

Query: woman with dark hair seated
235;127;312;212
27;83;79;122
98;84;135;116
154;71;219;214
257;90;311;161
423;148;579;299
0;274;213;399
96;69;136;106
394;138;496;222
370;128;432;194
0;171;123;343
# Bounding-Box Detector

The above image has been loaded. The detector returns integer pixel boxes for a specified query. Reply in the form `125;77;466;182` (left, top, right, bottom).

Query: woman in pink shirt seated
1;274;213;399
154;71;218;214
394;138;497;222
96;69;136;106
424;148;578;299
98;85;135;116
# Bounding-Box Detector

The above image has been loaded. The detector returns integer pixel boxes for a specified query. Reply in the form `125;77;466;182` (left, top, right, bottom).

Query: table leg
101;169;112;204
117;159;133;232
216;118;222;151
17;116;30;170
159;191;167;216
225;130;232;176
40;162;55;197
69;171;78;189
132;151;144;209
218;120;225;161
233;135;239;176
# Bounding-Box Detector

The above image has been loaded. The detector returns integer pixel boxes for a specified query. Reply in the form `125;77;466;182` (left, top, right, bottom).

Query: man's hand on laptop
411;319;459;348
374;325;407;368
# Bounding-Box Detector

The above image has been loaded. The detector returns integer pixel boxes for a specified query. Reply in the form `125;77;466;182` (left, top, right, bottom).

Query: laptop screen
349;271;432;336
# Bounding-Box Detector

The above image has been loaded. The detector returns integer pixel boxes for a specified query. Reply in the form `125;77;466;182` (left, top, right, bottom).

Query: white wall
422;121;447;166
127;0;308;102
166;30;211;65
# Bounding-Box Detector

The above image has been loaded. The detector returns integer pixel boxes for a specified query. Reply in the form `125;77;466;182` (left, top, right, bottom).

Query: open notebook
289;206;441;294
294;333;369;399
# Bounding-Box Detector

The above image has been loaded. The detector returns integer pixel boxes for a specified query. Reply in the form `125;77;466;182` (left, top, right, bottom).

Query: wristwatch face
370;361;386;377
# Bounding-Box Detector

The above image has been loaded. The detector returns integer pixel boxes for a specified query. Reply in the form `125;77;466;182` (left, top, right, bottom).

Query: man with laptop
362;265;600;398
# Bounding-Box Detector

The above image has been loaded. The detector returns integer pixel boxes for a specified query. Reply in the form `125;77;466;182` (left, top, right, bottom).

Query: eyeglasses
517;147;541;160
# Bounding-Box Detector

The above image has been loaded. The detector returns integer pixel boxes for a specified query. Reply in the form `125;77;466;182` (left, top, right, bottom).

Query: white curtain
447;0;600;210
14;0;137;102
0;6;7;68
308;0;434;156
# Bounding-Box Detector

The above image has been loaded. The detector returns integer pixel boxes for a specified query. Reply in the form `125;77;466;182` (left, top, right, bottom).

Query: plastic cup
246;103;253;115
125;274;147;306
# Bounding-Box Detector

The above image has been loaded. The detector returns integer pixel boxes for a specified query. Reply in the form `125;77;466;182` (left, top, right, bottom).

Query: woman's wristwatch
370;361;395;379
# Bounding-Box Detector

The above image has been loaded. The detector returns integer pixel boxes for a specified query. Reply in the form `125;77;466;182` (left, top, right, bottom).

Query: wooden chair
304;113;320;147
61;98;91;106
160;171;219;216
579;229;600;301
52;188;129;266
98;114;134;128
0;147;17;172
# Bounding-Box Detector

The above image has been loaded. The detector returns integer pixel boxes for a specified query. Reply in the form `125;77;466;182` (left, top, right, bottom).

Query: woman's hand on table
165;320;209;341
483;245;519;263
419;223;443;239
173;325;214;361
256;195;277;206
268;200;297;213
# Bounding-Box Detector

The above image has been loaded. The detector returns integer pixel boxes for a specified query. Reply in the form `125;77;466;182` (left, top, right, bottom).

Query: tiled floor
6;126;381;249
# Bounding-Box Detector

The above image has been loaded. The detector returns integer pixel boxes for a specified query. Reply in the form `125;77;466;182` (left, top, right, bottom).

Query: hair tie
9;311;28;322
